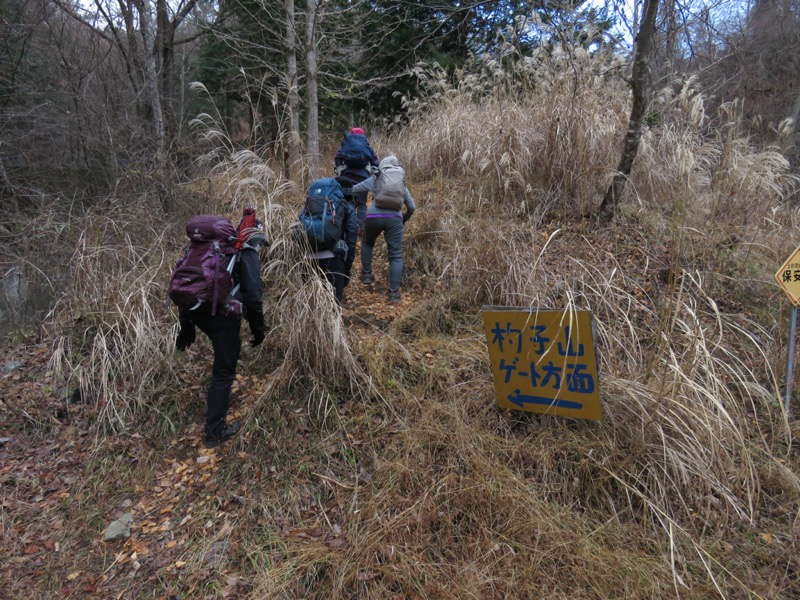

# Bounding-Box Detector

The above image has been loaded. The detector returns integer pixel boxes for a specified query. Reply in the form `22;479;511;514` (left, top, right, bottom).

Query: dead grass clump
633;82;798;235
46;209;177;432
520;248;787;525
396;50;626;214
246;388;679;599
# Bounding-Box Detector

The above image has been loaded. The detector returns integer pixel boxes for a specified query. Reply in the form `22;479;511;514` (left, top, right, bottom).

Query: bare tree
598;0;661;223
53;0;202;164
140;0;166;163
286;0;301;173
305;0;319;179
1;0;141;194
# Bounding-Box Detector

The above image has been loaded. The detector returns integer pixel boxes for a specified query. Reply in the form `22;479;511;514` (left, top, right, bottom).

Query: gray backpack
373;164;405;210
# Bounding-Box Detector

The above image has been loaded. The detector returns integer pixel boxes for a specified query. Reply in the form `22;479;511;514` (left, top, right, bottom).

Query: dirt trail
0;242;420;597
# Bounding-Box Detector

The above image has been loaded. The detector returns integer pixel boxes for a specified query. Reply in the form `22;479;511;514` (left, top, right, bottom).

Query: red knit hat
351;127;365;135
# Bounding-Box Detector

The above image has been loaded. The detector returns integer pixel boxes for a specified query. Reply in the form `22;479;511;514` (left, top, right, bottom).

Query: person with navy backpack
334;127;379;237
296;178;357;305
171;208;267;448
348;155;415;303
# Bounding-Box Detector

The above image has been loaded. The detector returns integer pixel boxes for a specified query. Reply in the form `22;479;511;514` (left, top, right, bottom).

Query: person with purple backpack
170;209;267;448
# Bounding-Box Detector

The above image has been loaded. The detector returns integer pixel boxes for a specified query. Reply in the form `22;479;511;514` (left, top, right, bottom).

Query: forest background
3;0;800;598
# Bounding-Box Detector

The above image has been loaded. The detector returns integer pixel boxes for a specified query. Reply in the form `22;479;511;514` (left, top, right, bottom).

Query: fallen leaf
66;571;80;581
219;521;233;537
175;561;187;568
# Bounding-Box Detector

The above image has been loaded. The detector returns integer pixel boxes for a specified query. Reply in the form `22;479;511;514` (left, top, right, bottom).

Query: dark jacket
234;242;264;331
334;133;379;180
339;197;358;271
179;241;265;337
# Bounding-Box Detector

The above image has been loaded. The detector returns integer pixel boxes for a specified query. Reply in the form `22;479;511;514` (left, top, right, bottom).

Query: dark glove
248;312;266;347
402;213;410;225
343;257;353;287
176;325;195;351
250;330;265;347
332;239;348;259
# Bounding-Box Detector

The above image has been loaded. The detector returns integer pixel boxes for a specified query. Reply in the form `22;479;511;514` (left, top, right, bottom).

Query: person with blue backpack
348;155;415;303
334;127;379;237
296;177;358;305
171;208;267;448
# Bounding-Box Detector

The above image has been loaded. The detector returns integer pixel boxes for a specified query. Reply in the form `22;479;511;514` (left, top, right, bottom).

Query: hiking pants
362;215;403;292
346;194;367;238
188;312;241;437
354;196;367;237
316;256;347;304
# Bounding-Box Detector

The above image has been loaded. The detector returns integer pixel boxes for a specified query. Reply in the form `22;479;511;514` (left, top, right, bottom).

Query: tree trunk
156;0;177;149
286;0;301;175
305;0;320;180
597;0;660;223
785;86;800;154
140;0;166;166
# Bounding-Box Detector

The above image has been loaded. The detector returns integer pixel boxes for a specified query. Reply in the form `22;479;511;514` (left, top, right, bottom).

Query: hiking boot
205;421;241;449
388;289;401;303
360;271;373;285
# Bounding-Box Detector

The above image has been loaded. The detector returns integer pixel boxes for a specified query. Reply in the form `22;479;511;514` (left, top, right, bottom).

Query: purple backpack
168;215;240;316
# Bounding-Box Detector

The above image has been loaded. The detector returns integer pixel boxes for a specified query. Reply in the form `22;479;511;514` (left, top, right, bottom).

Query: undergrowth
5;41;800;599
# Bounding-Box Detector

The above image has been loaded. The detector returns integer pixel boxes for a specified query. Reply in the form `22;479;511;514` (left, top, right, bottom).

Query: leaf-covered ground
0;249;418;598
3;225;800;598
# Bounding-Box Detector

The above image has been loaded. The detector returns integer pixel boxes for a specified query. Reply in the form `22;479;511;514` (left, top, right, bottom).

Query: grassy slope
3;61;800;598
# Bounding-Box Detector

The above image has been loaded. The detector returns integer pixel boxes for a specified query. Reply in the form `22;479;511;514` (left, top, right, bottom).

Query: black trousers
188;312;241;437
316;256;347;304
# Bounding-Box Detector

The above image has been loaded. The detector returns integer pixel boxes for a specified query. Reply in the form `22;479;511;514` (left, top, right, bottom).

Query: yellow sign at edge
482;308;601;420
775;244;800;306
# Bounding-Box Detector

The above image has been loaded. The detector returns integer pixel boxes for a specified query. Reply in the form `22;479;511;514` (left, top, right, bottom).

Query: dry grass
15;46;800;598
238;52;799;598
45;208;177;433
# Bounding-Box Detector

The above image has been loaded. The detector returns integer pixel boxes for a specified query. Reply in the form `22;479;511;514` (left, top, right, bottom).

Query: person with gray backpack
348;155;415;303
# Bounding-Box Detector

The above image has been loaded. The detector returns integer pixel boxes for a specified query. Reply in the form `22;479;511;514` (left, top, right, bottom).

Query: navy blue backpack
339;134;371;168
297;178;345;251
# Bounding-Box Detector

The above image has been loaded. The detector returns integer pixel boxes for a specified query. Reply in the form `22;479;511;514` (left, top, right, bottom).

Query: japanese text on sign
775;245;800;306
482;308;601;420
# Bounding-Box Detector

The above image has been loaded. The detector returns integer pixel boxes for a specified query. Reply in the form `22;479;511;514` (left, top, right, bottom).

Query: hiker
173;210;267;448
334;127;379;236
297;178;358;305
349;155;415;303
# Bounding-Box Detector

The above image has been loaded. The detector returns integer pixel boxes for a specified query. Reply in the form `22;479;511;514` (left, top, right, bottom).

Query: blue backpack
297;178;345;251
339;134;371;168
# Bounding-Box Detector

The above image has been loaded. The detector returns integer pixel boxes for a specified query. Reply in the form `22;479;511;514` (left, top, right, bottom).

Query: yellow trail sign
775;244;800;306
482;307;601;420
